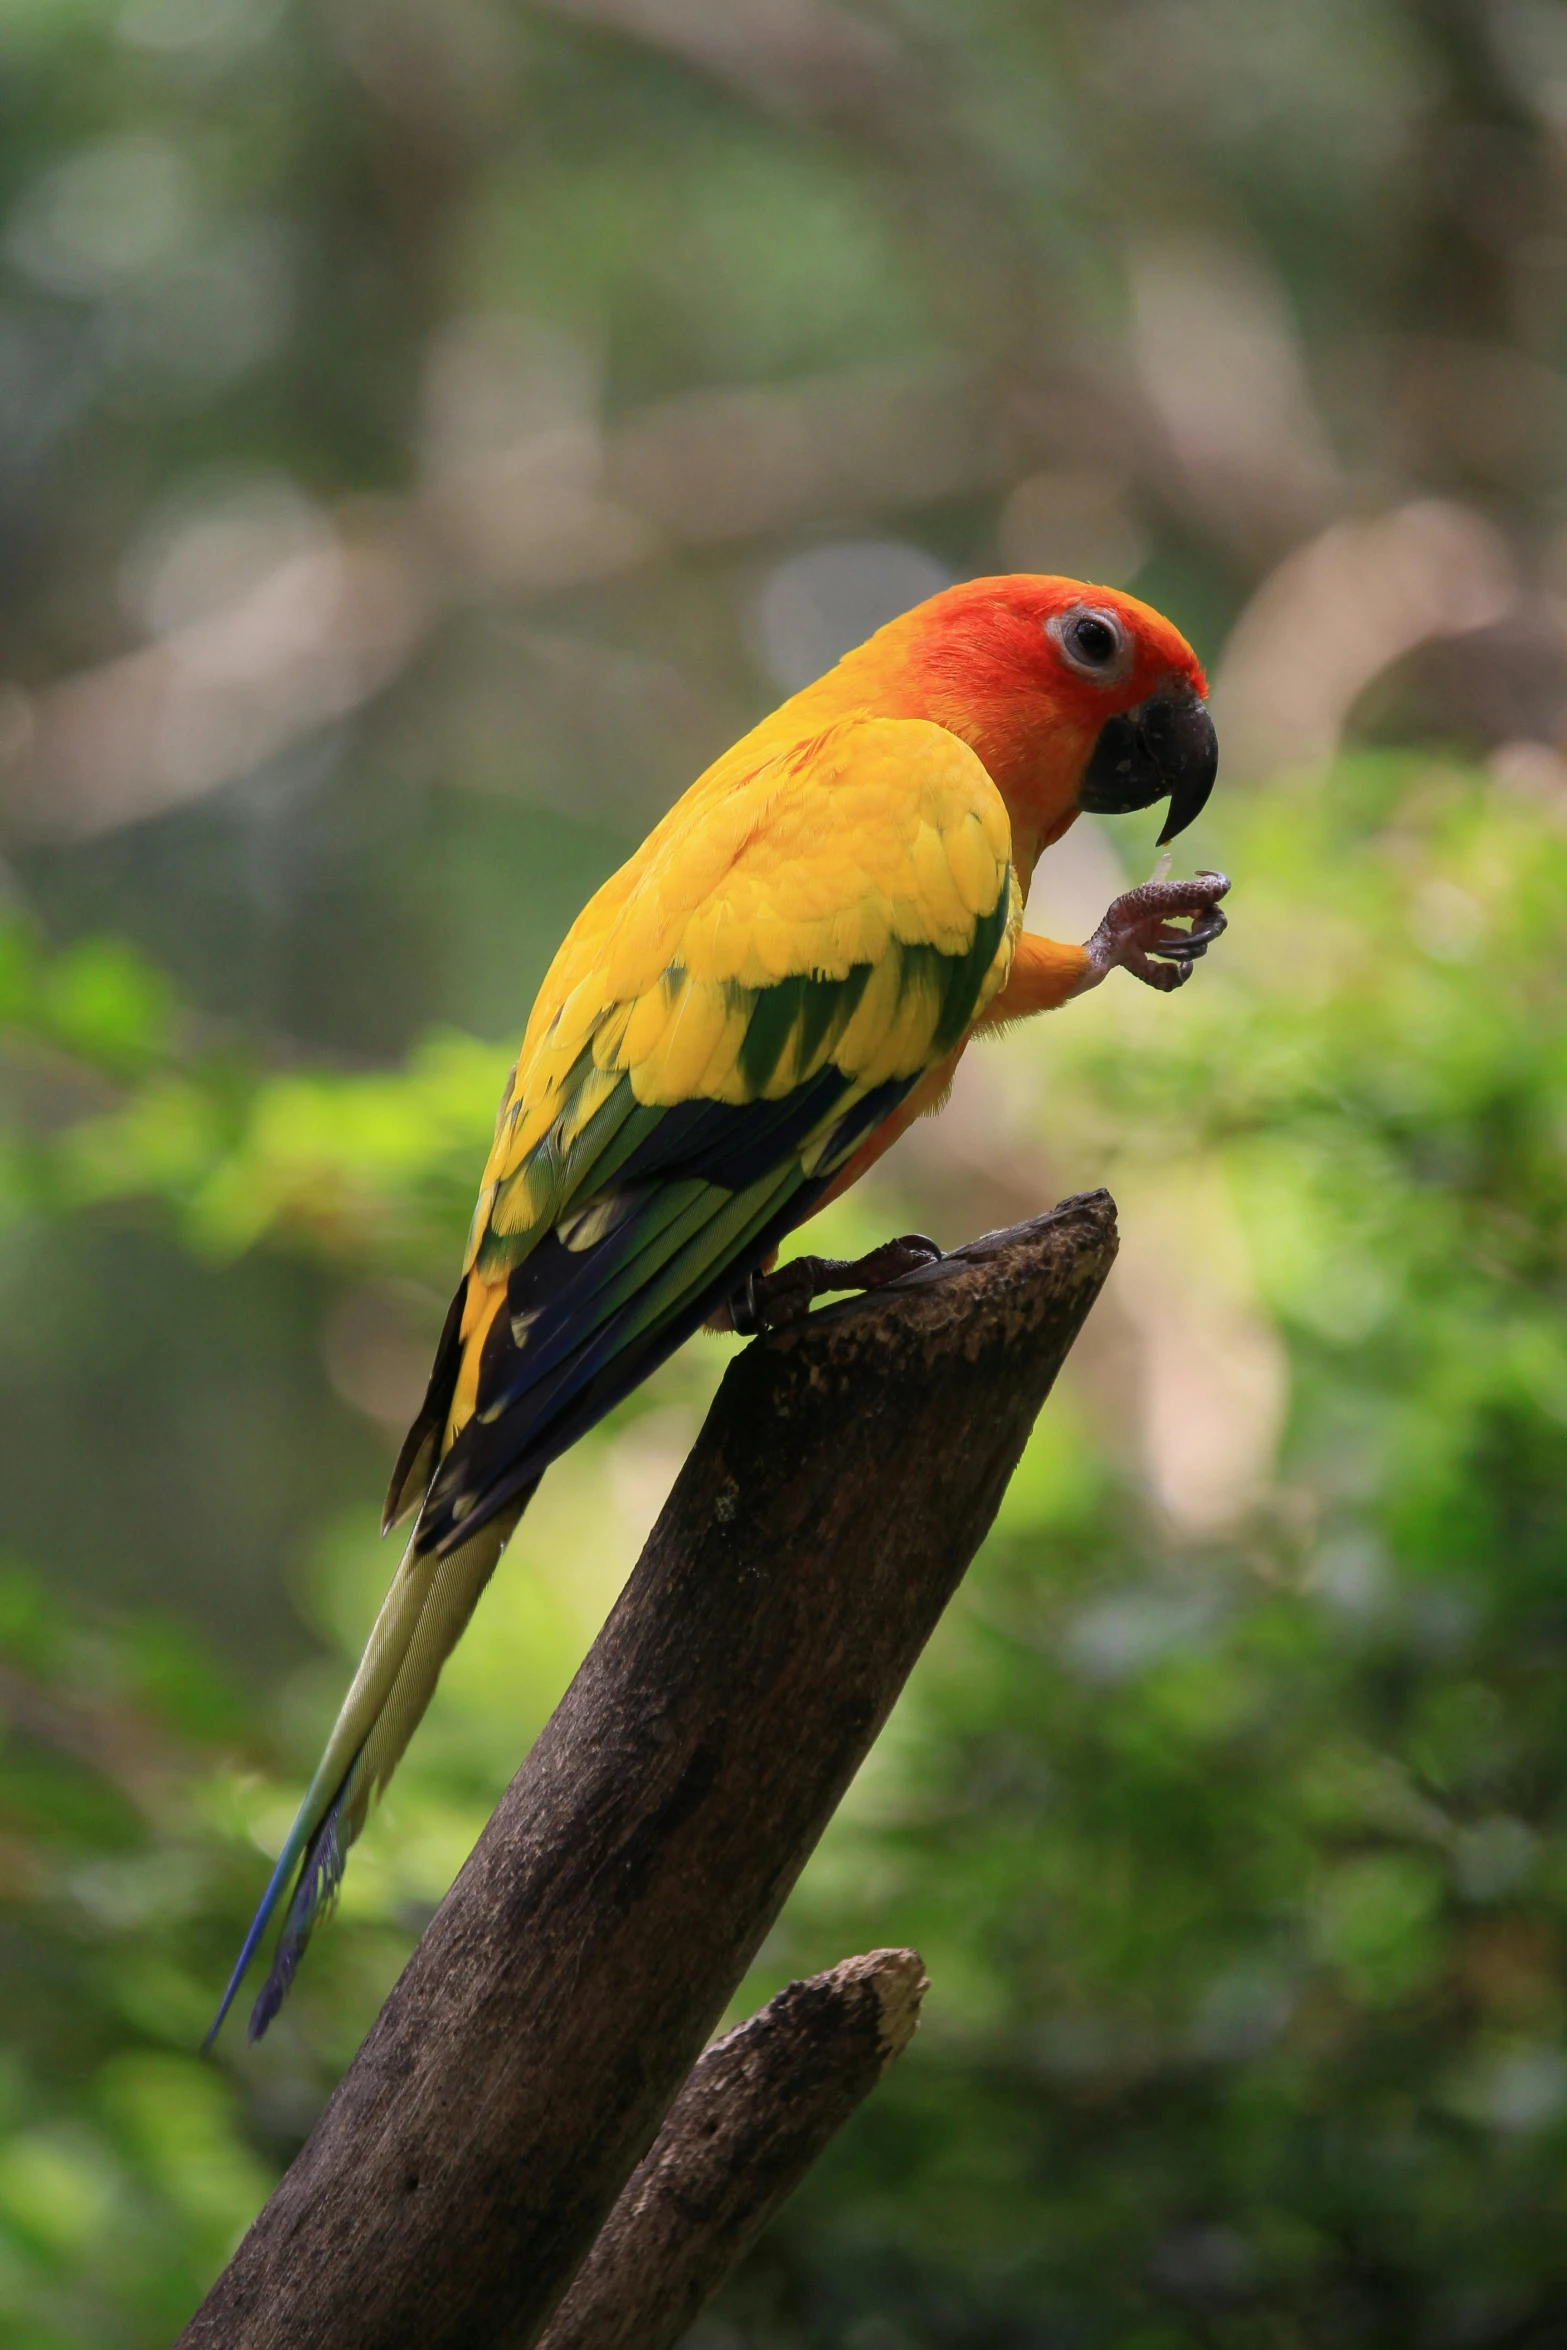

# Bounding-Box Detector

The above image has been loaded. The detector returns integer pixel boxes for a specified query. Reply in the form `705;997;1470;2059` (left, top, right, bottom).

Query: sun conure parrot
209;572;1226;2045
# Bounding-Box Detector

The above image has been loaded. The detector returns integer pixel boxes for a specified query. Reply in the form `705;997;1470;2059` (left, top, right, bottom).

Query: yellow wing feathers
471;716;1015;1260
428;716;1018;1463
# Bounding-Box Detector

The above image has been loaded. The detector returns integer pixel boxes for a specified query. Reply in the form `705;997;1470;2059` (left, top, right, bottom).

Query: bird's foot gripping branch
181;1194;1117;2350
727;1230;944;1334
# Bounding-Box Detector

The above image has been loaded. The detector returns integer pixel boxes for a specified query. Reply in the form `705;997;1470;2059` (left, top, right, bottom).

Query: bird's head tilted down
825;573;1218;854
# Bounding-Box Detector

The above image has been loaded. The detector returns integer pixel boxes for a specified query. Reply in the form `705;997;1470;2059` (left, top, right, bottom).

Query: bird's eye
1047;603;1131;682
1069;615;1118;665
1047;604;1131;683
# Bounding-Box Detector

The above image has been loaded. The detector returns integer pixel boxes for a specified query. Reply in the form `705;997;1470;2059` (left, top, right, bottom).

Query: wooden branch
537;1947;929;2350
179;1193;1116;2350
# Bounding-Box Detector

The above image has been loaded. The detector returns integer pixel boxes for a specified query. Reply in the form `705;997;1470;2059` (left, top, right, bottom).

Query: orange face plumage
778;574;1216;853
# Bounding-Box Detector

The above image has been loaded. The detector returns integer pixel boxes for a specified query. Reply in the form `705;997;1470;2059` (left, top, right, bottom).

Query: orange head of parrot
827;573;1217;849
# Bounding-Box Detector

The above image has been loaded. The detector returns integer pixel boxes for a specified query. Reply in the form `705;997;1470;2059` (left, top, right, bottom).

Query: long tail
206;1491;531;2048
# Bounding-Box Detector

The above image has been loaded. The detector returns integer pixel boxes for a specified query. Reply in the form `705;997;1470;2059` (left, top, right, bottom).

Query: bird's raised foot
729;1234;943;1336
1081;869;1230;995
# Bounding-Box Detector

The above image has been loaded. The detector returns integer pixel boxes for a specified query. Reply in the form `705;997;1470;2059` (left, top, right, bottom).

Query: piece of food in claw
1149;851;1172;886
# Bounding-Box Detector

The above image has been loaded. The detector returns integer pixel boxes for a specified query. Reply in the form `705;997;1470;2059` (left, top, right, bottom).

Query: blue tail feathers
203;1752;363;2051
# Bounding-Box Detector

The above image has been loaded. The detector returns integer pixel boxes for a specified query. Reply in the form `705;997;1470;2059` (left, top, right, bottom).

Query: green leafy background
0;2;1565;2344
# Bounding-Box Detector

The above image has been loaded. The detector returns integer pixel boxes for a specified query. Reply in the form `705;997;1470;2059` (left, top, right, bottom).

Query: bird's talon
851;1233;943;1288
727;1233;942;1332
1164;906;1226;946
1082;870;1230;993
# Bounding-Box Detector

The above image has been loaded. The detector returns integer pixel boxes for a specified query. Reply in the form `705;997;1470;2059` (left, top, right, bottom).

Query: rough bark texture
537;1948;929;2350
179;1192;1117;2350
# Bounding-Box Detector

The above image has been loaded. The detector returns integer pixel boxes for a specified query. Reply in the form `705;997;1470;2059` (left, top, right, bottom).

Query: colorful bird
209;573;1227;2044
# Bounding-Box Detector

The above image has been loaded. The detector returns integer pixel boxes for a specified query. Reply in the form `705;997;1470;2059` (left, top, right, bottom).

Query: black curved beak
1078;690;1219;846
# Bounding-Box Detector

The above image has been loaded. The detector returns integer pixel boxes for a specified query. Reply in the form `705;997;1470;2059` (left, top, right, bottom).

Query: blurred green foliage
1;758;1566;2343
0;0;1565;2340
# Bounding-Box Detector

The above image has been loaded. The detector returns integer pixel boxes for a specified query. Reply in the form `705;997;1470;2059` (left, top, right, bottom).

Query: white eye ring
1047;605;1133;684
